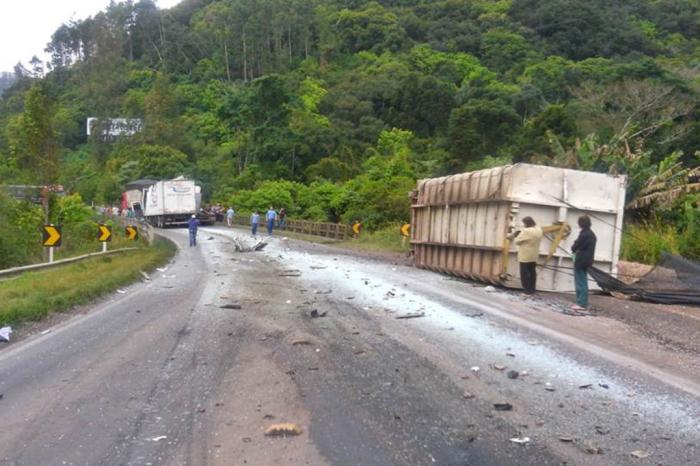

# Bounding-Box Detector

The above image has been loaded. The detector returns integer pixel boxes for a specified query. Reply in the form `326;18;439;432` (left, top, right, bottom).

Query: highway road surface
1;227;698;465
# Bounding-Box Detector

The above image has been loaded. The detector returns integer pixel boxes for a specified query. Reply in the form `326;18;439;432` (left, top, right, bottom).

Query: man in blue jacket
188;214;200;247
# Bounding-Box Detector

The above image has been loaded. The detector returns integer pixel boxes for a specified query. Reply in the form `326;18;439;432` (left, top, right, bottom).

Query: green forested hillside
1;0;699;255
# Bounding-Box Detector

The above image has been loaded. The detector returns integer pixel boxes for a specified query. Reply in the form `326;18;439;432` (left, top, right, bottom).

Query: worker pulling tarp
589;252;700;305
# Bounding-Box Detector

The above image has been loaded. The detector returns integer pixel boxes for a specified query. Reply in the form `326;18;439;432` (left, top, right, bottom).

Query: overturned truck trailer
410;164;627;292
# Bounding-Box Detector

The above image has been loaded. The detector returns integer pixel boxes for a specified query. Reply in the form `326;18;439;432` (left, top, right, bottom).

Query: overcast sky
0;0;182;73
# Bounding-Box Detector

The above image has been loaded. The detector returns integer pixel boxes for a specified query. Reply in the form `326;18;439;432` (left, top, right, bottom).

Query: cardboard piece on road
42;225;62;247
125;225;138;240
97;224;112;242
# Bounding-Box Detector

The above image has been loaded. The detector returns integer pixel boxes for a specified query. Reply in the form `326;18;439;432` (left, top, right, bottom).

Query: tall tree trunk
242;31;248;82
223;40;231;82
288;23;292;64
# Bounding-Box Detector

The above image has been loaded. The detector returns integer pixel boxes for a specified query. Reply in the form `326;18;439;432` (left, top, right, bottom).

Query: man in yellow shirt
509;216;543;295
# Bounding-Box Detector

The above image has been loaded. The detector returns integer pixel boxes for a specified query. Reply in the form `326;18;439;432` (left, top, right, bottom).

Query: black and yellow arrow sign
97;224;112;242
400;223;411;237
125;225;139;241
42;225;62;247
352;221;362;235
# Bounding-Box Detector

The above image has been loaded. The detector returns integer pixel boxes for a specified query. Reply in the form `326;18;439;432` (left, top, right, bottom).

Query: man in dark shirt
188;214;200;247
571;215;596;310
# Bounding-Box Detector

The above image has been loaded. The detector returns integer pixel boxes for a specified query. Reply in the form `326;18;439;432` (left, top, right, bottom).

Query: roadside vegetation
1;0;699;264
0;238;174;327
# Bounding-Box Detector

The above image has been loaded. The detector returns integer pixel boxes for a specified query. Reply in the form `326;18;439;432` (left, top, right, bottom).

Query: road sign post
42;224;62;263
98;224;112;252
125;226;139;241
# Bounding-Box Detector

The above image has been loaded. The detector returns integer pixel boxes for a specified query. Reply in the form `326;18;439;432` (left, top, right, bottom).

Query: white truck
142;177;200;227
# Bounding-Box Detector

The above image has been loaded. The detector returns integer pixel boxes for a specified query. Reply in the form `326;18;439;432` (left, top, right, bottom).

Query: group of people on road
248;206;286;236
509;215;597;311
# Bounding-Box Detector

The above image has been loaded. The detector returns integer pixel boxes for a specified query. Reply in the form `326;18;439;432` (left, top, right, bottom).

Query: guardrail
230;217;350;240
0;248;140;278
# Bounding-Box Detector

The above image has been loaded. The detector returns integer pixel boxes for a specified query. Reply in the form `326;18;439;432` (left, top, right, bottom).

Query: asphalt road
0;227;698;466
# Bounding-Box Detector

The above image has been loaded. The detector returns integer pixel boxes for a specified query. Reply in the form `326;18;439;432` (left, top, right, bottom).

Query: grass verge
336;223;410;254
0;238;175;327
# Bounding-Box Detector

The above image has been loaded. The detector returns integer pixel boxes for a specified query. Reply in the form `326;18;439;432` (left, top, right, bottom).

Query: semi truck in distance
122;177;214;227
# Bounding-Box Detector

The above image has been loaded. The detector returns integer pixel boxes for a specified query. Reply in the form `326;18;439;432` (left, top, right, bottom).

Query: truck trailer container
143;177;198;227
410;164;627;292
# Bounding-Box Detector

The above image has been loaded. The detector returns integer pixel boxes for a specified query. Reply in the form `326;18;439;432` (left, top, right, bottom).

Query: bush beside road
0;238;174;327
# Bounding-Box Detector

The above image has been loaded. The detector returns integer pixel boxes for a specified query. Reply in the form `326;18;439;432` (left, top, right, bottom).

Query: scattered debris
220;304;242;310
395;312;425;319
150;436;168;442
156;267;168;272
527;340;539;346
630;450;650;459
310;309;327;318
595;426;610;435
582;442;602;454
242;437;252;443
463;391;475;399
116;289;127;294
466;312;484;318
291;338;312;346
140;271;151;281
207;236;215;240
506;352;516;358
509;436;530;444
558;437;574;443
264;423;303;437
507;370;519;379
579;384;593;389
492;364;506;371
285;300;292;304
278;270;302;277
493;403;513;411
484;286;497;292
310;266;327;270
470;366;480;374
40;329;52;335
598;383;610;389
544;383;556;392
0;326;12;342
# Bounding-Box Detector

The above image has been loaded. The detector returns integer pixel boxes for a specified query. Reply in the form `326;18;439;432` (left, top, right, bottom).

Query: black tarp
589;253;700;305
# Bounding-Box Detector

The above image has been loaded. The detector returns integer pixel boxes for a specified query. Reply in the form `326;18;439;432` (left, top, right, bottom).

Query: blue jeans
252;223;258;235
266;219;274;235
189;230;197;247
574;267;589;307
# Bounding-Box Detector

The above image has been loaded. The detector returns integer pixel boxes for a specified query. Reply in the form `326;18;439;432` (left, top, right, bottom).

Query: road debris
493;403;513;411
0;326;12;342
630;450;650;459
484;286;497;292
509;436;530;444
470;366;480;374
463;391;475;399
558;437;574;442
264;423;303;437
140;271;151;281
291;338;312;346
492;364;506;371
150;436;168;442
466;312;484;318
581;442;602;454
507;370;519;379
116;289;126;294
310;309;327;318
578;383;593;389
220;304;242;310
156;267;167;272
598;383;609;389
395;312;425;319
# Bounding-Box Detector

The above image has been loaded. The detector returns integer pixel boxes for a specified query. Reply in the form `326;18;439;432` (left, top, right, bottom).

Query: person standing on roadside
188;214;200;247
508;216;543;295
278;207;287;230
251;211;260;236
266;206;277;236
571;215;597;310
226;206;235;227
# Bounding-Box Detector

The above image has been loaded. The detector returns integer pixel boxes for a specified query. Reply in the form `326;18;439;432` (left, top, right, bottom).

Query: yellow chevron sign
400;223;411;237
125;226;139;240
97;224;112;242
42;225;62;247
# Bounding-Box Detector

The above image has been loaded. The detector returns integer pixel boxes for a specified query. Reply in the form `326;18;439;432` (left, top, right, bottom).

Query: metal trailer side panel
411;164;626;292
